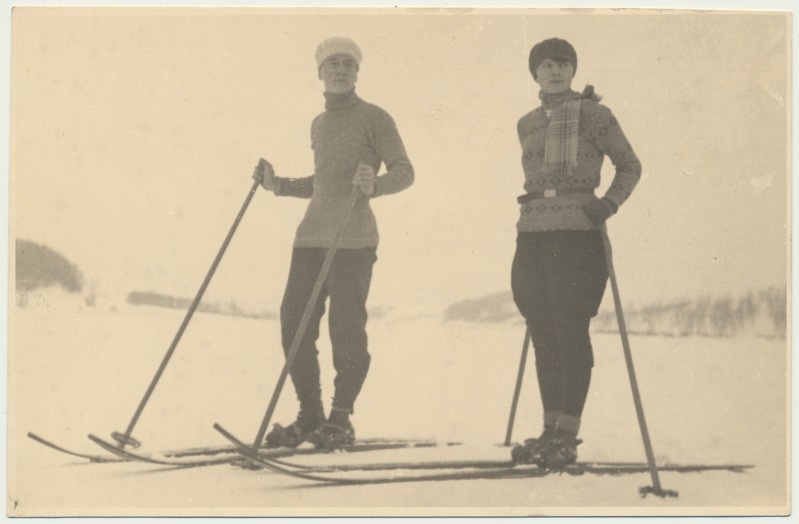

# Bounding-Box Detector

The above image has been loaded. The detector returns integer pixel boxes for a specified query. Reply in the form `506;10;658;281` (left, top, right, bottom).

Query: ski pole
250;186;361;449
504;326;531;446
600;226;678;498
110;179;261;449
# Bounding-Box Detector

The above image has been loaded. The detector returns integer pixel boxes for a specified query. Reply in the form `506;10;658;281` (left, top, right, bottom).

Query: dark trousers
511;230;608;418
280;246;377;413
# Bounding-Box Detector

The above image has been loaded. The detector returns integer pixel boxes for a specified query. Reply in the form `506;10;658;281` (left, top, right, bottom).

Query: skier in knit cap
252;37;414;450
510;37;641;467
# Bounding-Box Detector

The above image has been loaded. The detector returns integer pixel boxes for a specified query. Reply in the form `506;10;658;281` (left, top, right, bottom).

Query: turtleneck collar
324;89;361;111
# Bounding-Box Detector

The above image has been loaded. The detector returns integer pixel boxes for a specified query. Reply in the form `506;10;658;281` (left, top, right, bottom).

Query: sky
5;4;792;316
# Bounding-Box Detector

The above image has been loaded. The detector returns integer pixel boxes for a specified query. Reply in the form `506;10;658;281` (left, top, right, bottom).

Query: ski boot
309;408;356;451
533;430;581;468
264;403;326;449
511;428;554;465
309;421;356;451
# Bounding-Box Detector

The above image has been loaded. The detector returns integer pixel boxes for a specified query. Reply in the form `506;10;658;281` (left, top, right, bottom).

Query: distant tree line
14;237;788;339
127;291;275;319
443;287;787;339
593;287;786;338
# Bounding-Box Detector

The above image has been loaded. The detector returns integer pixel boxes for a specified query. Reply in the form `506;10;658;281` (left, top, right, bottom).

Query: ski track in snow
8;291;790;517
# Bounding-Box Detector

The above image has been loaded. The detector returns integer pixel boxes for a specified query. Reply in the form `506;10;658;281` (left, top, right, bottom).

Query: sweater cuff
601;196;619;213
372;175;388;198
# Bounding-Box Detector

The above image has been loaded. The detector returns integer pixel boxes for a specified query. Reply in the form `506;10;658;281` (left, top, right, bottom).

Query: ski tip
27;432;53;447
87;433;113;449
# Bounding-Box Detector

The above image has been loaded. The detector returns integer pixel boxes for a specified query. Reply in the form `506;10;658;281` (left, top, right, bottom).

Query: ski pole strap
517;187;594;204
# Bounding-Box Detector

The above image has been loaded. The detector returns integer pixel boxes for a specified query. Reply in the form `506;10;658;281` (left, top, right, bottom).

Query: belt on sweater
517;187;594;204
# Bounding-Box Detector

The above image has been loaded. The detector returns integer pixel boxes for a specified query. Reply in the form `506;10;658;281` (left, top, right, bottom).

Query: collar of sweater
324;89;361;111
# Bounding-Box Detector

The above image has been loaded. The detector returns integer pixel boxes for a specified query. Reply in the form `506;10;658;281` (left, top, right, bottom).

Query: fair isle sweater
516;92;641;232
274;90;414;249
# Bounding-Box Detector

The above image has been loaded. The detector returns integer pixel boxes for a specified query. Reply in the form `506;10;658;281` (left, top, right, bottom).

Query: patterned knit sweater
516;91;641;232
274;90;414;248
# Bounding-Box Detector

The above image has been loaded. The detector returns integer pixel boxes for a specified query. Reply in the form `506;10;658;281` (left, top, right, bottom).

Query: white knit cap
315;37;363;70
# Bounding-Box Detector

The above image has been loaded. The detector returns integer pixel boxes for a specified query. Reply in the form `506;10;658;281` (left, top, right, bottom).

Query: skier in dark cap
510;37;641;467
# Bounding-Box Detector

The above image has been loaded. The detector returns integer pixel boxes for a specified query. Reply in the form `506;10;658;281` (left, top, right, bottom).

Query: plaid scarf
540;89;582;175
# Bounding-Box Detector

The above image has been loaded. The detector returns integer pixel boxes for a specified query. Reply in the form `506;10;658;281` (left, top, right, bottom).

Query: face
318;53;359;94
535;58;574;94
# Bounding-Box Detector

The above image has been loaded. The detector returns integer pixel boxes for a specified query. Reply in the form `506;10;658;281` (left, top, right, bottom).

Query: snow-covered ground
8;290;790;518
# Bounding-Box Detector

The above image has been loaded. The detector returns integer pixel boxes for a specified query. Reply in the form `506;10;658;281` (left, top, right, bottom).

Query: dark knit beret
528;38;577;79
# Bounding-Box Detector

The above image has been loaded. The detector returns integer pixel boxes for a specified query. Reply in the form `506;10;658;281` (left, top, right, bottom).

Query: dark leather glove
582;197;617;225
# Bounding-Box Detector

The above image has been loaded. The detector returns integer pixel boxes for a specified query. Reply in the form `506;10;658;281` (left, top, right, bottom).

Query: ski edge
213;425;756;485
29;431;252;464
257;452;757;478
87;434;238;467
85;430;458;469
213;425;586;484
28;432;125;463
212;423;365;483
30;427;450;467
33;430;756;483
